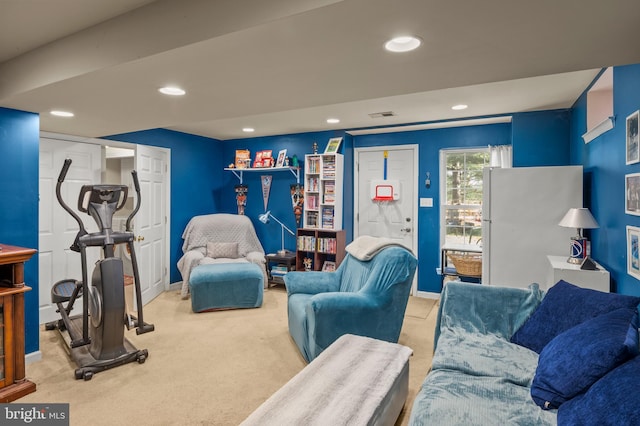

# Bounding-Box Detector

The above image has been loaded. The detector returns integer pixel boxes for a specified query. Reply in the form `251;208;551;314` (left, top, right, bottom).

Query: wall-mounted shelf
582;116;614;143
224;166;300;184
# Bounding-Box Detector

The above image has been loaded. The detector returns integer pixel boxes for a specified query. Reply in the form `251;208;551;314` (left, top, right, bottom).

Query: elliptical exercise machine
46;158;154;380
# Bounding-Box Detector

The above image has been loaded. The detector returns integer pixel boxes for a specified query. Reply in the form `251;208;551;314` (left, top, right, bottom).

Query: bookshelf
296;229;346;272
303;153;343;230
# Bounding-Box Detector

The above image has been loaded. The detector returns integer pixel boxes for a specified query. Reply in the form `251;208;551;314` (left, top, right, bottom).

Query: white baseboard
26;350;42;364
415;290;440;300
169;281;182;291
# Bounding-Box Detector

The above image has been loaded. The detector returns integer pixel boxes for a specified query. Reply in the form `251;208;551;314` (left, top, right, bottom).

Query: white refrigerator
481;166;583;289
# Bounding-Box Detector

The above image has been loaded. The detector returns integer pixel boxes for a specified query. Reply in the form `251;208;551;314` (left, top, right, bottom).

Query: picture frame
627;225;640;280
324;137;343;154
276;149;287;168
626;111;640;165
625;173;640;215
322;260;336;272
253;150;272;168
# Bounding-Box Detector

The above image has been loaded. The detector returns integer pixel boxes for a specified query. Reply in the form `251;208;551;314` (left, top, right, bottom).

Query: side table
265;252;297;288
546;255;610;292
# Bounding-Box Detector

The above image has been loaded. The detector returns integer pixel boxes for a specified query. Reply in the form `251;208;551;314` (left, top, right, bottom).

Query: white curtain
489;145;512;168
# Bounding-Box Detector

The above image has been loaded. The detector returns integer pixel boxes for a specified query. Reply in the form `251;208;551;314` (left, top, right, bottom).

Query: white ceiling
1;0;639;141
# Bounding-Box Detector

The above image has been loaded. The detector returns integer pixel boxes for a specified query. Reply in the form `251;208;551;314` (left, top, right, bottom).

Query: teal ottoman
189;263;264;312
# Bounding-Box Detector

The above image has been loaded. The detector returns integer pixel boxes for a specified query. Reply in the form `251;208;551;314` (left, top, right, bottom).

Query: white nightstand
546;255;610;292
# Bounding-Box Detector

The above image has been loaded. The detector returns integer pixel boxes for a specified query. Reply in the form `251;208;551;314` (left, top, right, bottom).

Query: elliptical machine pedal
46;158;154;380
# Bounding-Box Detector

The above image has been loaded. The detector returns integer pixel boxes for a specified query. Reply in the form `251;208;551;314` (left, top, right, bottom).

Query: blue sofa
409;281;640;425
285;245;417;362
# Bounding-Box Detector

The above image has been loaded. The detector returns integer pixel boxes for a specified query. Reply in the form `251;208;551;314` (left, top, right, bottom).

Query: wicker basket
447;253;482;277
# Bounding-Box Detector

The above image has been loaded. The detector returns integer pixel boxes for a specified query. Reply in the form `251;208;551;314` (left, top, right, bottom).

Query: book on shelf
307;177;319;192
306;194;318;210
235;149;250;169
317;237;337;254
297;235;317;252
306;211;319;227
307;157;320;174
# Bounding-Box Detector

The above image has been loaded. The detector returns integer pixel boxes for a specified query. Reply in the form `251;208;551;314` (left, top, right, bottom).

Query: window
440;148;489;248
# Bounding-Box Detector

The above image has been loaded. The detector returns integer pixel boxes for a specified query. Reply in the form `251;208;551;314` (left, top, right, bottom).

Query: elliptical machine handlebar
121;169;154;335
126;170;141;233
58;158;72;182
57;159;87;252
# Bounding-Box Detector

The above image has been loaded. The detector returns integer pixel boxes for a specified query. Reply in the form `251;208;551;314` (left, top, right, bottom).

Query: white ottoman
241;334;413;426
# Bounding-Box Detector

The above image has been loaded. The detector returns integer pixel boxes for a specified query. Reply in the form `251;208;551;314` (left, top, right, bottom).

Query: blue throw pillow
531;307;639;410
510;280;640;353
558;356;640;425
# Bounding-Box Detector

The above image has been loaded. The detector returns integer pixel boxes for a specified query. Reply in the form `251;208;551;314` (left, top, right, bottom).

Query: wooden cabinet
296;229;345;271
0;244;36;402
303;153;343;230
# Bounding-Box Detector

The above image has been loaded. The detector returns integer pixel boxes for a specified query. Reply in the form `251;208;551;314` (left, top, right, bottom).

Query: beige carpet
19;287;438;426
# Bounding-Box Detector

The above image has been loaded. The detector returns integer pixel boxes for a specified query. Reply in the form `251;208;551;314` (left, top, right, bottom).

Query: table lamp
558;208;599;264
258;210;295;256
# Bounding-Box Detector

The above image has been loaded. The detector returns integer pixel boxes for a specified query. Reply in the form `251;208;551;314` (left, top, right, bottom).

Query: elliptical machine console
46;158;154;380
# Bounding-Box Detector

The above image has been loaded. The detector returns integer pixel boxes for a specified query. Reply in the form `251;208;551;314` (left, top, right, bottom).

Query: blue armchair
285;244;418;362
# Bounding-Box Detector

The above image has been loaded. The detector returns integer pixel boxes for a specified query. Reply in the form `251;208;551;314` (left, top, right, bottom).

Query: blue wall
353;124;512;293
349;110;571;293
0;108;40;354
104;129;223;283
569;64;640;297
512;110;571;167
0;74;610;356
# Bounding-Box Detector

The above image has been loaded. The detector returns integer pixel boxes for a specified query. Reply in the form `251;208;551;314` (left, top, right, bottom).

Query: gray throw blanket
345;235;410;261
177;214;265;298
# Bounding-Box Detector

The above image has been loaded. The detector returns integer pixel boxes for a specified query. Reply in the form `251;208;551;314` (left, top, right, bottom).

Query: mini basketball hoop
370;179;400;201
373;184;394;201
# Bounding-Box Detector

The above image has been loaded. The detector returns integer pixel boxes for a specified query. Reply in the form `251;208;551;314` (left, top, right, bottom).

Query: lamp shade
258;211;270;224
558;208;599;229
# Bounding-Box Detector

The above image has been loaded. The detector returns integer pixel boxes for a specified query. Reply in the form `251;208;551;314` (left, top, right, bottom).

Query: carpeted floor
19;287;438;426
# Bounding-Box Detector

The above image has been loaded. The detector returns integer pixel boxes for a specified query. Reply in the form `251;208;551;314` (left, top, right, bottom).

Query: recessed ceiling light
327;118;340;124
50;110;74;117
451;104;468;111
158;86;186;96
384;36;422;53
242;127;255;133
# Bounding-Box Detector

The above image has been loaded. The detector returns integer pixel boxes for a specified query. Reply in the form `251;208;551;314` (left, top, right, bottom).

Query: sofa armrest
177;249;206;298
285;271;340;295
306;292;391;352
246;251;266;264
435;282;544;349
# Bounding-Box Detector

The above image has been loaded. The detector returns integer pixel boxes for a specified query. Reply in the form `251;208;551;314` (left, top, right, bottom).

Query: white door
134;144;169;305
39;138;101;324
354;145;418;292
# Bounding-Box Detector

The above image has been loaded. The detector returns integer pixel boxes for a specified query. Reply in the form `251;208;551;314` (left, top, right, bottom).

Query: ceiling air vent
368;111;396;118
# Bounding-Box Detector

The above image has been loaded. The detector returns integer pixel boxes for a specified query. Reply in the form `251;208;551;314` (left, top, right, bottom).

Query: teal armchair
285;245;418;362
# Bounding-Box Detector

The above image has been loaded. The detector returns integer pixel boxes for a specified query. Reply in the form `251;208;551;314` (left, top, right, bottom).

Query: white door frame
353;144;419;294
38;132;171;314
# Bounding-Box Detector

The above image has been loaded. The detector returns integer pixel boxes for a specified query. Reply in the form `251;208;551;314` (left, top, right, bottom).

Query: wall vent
368;111;396;118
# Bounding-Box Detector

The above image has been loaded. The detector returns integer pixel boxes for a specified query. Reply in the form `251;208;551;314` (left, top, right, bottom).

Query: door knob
136;235;145;242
